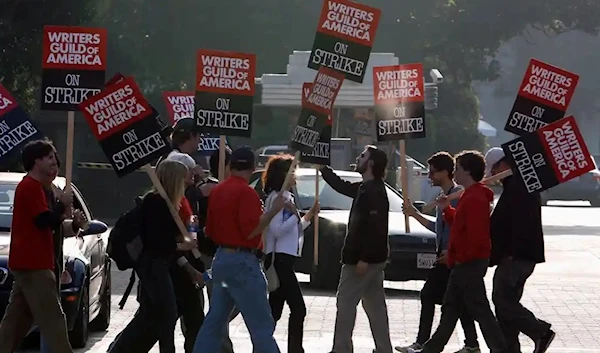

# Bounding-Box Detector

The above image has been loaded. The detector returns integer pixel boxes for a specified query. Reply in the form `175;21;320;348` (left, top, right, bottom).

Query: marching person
320;145;393;353
416;151;507;353
397;152;480;353
0;139;75;353
485;147;555;353
195;147;241;353
262;154;320;353
109;160;200;353
193;146;285;353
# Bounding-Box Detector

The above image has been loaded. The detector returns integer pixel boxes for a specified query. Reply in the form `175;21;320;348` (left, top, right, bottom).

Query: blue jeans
193;248;280;353
40;336;50;353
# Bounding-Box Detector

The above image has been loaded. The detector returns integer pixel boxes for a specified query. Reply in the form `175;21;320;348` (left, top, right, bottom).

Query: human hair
455;150;486;182
171;130;200;149
209;147;232;177
154;160;188;207
21;139;56;172
366;145;387;180
427;151;455;179
262;154;294;194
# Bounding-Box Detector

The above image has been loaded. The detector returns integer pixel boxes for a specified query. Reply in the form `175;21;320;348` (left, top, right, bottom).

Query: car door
72;185;103;304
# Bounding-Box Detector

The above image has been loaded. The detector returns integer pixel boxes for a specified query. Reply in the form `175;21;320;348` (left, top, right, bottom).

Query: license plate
417;253;437;269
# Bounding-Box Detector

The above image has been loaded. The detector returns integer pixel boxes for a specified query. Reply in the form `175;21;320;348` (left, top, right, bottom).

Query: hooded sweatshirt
443;182;494;267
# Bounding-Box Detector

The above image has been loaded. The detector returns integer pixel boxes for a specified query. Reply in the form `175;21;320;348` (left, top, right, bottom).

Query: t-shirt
9;175;55;270
179;197;193;225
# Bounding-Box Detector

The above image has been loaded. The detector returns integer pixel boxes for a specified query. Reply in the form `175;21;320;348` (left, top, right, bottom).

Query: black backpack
107;197;144;271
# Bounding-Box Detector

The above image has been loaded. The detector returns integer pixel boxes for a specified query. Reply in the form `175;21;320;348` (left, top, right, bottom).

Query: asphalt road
18;202;600;353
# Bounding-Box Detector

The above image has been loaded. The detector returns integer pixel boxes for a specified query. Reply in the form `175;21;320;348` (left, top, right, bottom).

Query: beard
355;162;367;174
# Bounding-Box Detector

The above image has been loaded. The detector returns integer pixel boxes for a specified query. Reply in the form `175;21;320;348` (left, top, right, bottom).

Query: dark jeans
422;259;508;353
266;253;306;353
417;264;479;348
171;265;205;353
109;253;178;353
492;257;551;353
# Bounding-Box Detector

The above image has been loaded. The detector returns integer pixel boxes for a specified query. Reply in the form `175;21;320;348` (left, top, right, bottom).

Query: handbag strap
264;193;277;266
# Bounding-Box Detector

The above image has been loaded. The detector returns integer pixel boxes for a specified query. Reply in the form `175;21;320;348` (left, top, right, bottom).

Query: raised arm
320;166;361;199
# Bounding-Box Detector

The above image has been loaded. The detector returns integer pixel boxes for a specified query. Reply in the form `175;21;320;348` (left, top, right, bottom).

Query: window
294;175;403;212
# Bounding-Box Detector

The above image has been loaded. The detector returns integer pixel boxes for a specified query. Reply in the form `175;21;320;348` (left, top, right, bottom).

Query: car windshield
294;175;404;212
0;183;16;230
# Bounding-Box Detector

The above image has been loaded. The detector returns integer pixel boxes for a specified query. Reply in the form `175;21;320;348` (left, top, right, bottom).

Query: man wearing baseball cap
193;146;285;353
485;147;555;353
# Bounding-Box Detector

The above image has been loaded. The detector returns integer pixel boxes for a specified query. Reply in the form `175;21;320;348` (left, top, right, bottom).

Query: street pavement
19;202;600;353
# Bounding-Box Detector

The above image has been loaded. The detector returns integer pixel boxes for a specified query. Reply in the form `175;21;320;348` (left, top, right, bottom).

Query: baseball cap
484;147;505;177
230;146;255;171
172;118;198;134
166;151;196;170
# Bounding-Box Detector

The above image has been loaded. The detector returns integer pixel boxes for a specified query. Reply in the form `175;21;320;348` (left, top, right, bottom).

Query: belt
219;245;264;259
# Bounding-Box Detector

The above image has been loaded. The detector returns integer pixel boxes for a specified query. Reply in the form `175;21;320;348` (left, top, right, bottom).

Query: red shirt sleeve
443;205;456;226
179;197;193;226
238;187;263;238
22;179;50;218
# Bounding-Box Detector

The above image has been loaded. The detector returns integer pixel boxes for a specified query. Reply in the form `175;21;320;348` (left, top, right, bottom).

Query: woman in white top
262;154;319;353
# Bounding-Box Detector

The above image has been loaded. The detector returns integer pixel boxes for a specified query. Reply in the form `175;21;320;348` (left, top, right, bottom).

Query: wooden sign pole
399;140;411;233
65;111;75;192
143;164;200;258
313;166;320;268
218;135;226;181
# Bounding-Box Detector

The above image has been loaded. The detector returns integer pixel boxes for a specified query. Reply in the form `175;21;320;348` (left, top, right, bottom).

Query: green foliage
2;0;600;156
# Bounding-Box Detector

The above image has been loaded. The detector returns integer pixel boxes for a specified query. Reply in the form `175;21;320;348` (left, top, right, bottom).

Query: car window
295;175;403;212
72;184;92;221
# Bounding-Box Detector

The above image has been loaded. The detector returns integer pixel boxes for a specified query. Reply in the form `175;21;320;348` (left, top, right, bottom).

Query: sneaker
534;329;556;353
453;347;481;353
395;343;422;353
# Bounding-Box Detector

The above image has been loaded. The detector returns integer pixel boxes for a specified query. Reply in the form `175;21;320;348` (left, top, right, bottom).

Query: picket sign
421;169;513;213
142;164;201;259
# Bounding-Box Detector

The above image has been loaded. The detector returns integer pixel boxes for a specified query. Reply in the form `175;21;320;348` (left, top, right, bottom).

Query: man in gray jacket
396;152;480;353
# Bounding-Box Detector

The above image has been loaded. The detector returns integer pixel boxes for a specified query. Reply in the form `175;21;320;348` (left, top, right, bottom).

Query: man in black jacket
321;145;393;353
485;147;555;353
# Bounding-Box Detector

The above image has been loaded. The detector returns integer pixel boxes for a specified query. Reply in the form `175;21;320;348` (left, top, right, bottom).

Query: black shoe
534;329;556;353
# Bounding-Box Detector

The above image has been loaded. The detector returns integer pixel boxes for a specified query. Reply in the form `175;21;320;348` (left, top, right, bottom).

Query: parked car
0;173;111;348
254;145;291;168
540;156;600;206
249;168;437;290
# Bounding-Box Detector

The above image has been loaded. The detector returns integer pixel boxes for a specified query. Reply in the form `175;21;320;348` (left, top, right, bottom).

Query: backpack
107;197;144;271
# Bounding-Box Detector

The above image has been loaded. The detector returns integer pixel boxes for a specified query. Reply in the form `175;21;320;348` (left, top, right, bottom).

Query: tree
0;0;100;110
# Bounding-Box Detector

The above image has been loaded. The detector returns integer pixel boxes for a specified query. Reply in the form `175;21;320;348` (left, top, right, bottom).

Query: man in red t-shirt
193;146;285;353
0;140;75;353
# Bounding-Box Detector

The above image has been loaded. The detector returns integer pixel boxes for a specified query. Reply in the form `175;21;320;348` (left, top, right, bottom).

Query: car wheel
69;284;89;348
309;234;342;291
90;262;111;331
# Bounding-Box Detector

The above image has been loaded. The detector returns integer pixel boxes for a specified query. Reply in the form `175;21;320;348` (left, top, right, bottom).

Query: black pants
109;253;178;353
417;264;479;348
170;265;205;353
265;253;306;353
492;257;551;353
422;259;508;353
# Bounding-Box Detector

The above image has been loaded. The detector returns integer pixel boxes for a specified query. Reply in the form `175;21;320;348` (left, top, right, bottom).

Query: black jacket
490;175;545;266
320;166;389;265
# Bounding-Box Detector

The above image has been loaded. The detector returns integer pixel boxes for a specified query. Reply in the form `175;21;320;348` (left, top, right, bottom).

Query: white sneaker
395;343;422;353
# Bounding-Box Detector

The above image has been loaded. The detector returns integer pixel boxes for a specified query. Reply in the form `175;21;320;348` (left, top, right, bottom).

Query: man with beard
397;152;480;353
320;145;393;353
0;139;75;353
485;147;555;353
